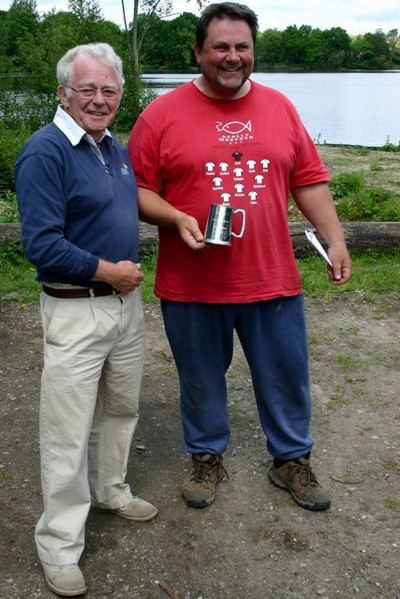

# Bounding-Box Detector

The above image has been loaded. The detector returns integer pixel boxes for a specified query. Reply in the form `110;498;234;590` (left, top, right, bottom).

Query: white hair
56;43;124;94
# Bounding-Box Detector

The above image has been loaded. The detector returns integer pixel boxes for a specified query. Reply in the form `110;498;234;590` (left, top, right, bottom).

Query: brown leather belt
42;285;120;298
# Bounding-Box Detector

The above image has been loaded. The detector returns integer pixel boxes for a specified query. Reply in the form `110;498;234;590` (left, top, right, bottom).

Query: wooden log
291;222;400;257
1;221;399;255
0;223;21;241
0;222;159;246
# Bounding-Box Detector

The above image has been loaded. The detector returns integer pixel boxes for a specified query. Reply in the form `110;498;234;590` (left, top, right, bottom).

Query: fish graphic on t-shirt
216;120;252;134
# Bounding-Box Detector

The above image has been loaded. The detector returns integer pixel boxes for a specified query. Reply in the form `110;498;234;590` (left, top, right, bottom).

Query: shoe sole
91;506;158;521
183;495;215;508
268;469;331;511
109;508;158;521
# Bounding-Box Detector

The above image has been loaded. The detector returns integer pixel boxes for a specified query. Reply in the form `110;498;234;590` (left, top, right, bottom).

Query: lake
142;72;400;147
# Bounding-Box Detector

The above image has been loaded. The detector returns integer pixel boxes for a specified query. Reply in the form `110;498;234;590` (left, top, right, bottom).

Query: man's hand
92;259;144;293
292;183;352;286
138;188;207;251
175;213;207;251
327;241;352;285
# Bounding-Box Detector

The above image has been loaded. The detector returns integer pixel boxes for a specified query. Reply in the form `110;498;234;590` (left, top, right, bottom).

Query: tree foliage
255;26;399;71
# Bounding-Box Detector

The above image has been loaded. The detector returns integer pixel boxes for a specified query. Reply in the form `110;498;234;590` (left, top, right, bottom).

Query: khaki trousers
35;288;145;564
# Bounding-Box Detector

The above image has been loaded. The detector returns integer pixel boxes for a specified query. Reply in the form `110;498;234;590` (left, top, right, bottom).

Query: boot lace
291;463;319;488
190;456;229;483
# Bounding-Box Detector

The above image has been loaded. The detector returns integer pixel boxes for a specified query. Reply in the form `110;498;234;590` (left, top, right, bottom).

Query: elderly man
129;3;351;514
15;43;157;597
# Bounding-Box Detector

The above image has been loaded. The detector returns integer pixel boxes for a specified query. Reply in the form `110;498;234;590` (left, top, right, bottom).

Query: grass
0;242;159;305
336;354;363;371
1;243;399;305
140;249;157;301
299;247;400;299
327;386;349;410
384;498;400;511
1;241;40;304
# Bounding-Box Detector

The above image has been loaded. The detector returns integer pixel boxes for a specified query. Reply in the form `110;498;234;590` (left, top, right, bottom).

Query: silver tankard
204;203;246;246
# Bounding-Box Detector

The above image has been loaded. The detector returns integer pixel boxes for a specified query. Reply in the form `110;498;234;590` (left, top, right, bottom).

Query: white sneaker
41;561;87;597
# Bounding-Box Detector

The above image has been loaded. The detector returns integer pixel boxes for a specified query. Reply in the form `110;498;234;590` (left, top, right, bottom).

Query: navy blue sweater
15;123;139;287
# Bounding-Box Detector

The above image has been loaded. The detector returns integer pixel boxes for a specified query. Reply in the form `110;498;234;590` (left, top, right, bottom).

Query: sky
2;0;399;35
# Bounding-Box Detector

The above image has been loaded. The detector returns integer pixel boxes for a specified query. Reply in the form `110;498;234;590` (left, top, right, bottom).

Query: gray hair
56;43;124;94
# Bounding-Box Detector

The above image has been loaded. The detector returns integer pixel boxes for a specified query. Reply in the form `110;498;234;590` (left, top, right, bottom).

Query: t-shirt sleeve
128;113;163;194
289;123;330;189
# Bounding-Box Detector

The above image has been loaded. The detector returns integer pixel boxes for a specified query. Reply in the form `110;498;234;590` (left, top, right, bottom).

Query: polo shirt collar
53;105;112;146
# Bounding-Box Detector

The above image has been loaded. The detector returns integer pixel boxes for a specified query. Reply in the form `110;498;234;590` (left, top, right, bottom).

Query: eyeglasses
68;86;121;100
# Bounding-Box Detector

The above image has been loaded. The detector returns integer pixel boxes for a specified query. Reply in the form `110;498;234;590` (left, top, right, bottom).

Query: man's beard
215;69;246;92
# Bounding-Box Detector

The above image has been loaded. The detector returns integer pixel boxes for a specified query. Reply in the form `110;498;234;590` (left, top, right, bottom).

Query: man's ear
193;42;201;65
57;85;69;109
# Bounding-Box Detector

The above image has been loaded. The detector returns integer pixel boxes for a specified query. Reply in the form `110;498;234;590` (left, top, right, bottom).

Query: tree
4;0;39;69
256;28;284;69
0;11;14;72
386;29;400;67
135;13;166;69
304;28;324;69
363;31;390;68
17;10;80;92
281;24;312;67
68;0;104;43
318;27;351;70
120;0;205;123
350;31;391;69
161;12;198;69
310;28;349;70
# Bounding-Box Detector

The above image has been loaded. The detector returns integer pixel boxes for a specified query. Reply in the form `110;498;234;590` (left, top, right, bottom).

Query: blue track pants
161;295;314;460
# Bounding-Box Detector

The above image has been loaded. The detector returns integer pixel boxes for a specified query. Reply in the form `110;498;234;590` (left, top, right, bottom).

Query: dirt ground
0;292;399;599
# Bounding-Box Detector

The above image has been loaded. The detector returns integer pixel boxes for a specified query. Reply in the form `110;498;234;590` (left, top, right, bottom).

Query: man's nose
92;90;106;103
225;48;240;62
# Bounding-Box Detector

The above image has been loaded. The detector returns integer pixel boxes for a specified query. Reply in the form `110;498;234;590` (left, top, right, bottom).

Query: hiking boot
268;453;331;511
182;453;228;508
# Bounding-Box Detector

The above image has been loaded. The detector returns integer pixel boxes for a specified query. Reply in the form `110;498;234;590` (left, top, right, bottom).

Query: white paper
304;229;333;267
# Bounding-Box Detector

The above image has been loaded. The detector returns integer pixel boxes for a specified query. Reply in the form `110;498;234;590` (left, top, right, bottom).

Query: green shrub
0;240;39;304
381;139;400;152
329;171;400;221
113;87;158;132
0;91;58;132
370;161;383;171
0;122;32;195
0;191;19;223
329;171;364;199
336;188;400;221
0;91;59;196
0;239;27;264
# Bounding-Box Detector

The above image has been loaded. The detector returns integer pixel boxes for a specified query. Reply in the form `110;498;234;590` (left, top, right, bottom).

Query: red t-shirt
129;81;330;303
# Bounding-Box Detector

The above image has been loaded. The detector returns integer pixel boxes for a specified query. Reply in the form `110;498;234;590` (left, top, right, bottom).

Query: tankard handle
231;208;246;239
